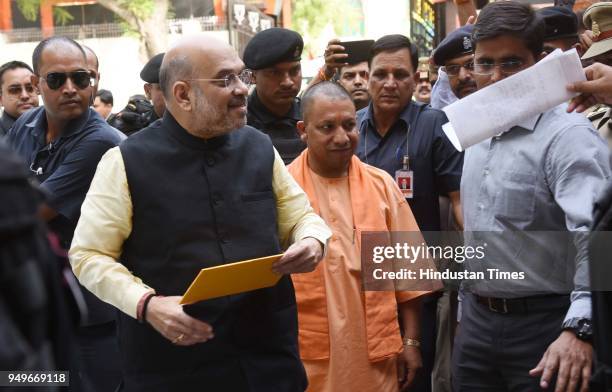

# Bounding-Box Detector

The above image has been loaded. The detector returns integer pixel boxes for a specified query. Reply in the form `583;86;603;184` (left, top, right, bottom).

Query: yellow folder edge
180;253;284;305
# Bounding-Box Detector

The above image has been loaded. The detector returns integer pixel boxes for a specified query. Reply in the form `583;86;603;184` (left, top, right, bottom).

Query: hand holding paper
272;237;324;275
441;49;587;151
147;296;214;346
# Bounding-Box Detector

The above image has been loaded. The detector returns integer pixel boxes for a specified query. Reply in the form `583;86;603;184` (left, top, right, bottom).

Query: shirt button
478;203;484;210
483;169;489;176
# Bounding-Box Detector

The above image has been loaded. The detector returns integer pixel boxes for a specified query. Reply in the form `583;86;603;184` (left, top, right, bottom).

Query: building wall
0;31;230;111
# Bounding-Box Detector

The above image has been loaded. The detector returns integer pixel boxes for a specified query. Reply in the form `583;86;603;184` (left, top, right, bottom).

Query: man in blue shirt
455;2;610;391
355;34;464;392
7;36;124;392
356;35;463;232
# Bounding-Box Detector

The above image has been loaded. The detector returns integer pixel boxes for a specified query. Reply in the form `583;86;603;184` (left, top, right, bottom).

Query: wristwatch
562;318;593;342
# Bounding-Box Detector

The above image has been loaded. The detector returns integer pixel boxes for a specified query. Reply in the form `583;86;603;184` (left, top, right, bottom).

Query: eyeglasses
442;62;474;77
187;69;253;88
6;83;36;97
472;61;524;76
41;71;95;90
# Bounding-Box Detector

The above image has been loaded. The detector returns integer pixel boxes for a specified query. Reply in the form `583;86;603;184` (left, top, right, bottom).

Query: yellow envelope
180;253;284;305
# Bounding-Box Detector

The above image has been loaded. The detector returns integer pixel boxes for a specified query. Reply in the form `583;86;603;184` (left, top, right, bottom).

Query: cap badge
463;36;472;50
593;20;601;37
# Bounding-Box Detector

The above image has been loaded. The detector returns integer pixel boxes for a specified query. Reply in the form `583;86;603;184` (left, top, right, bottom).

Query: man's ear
31;74;40;95
143;83;152;100
173;81;192;111
297;120;307;142
31;74;40;90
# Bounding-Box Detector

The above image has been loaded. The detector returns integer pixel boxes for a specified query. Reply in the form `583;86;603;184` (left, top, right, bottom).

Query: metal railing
0;15;228;43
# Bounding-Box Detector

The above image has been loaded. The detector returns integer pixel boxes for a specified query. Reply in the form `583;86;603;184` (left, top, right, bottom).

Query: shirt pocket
494;170;537;224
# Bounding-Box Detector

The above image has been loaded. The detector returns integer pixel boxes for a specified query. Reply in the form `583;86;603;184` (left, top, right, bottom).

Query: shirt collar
363;100;421;132
164;111;229;151
511;113;541;133
26;106;93;141
249;90;301;122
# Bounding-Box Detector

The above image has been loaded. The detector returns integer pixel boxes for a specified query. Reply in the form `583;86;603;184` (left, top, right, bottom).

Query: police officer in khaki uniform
582;2;612;150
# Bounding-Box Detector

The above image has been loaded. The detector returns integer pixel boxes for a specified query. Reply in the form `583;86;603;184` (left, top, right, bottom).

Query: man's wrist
402;337;421;347
562;318;593;342
137;291;156;323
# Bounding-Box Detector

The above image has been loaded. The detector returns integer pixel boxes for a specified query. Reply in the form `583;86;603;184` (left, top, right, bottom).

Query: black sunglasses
41;71;95;90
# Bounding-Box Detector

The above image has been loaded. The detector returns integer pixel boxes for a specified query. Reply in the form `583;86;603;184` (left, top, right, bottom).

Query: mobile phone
338;40;375;64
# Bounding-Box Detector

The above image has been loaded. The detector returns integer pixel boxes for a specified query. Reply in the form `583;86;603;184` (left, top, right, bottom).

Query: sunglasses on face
6;84;36;97
41;71;95;90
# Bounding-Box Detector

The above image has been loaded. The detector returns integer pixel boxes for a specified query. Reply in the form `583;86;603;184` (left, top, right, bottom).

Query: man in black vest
70;34;331;392
244;28;306;164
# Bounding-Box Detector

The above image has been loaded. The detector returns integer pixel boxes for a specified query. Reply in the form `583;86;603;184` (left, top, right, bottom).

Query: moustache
228;97;247;107
456;79;477;92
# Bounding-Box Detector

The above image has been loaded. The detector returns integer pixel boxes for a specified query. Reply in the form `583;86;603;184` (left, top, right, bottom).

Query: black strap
140;294;156;324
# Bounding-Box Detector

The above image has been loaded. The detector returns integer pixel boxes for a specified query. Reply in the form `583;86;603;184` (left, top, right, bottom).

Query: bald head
158;34;249;139
301;81;354;122
160;35;236;99
82;45;99;71
32;36;86;75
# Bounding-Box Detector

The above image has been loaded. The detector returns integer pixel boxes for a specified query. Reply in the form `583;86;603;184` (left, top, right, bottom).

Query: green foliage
15;0;39;22
292;0;362;49
14;0;88;26
120;0;154;19
53;7;74;26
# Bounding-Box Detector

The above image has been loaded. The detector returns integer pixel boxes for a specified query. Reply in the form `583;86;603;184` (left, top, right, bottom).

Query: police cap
243;28;303;70
582;2;612;60
140;52;165;84
538;6;578;41
432;24;474;66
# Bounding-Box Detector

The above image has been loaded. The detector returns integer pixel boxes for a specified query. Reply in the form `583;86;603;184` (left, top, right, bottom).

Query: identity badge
395;169;413;199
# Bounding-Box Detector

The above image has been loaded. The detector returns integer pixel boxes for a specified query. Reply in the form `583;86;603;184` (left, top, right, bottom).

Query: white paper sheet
441;49;586;151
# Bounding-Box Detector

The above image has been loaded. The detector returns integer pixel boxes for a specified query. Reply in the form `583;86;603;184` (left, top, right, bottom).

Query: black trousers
452;294;567;392
73;322;122;392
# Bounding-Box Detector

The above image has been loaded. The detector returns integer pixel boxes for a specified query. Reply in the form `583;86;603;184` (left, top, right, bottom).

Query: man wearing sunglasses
0;61;39;136
6;36;125;392
454;2;610;391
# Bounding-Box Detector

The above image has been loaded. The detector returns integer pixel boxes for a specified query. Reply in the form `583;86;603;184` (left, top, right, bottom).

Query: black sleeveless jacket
117;114;306;391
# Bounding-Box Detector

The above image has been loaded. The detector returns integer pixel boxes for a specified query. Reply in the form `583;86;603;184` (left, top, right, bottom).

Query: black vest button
206;157;215;166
